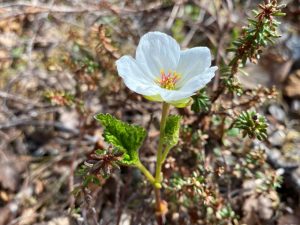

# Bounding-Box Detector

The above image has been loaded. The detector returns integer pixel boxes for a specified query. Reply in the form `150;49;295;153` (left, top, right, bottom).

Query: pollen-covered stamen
156;69;181;90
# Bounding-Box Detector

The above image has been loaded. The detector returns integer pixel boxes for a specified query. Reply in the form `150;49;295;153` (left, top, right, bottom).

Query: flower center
156;69;181;90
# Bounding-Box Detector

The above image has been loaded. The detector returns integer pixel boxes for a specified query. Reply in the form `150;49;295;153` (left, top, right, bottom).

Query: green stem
155;102;170;183
136;162;161;188
161;146;172;164
154;102;170;225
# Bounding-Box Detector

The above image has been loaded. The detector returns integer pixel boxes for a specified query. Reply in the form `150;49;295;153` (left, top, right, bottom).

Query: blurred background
0;0;299;225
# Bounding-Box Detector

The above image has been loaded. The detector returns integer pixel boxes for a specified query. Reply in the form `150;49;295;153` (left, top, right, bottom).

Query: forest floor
0;1;300;225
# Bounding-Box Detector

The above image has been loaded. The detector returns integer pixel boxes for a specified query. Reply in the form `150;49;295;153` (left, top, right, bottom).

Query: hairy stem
155;102;170;182
154;102;170;224
136;161;161;188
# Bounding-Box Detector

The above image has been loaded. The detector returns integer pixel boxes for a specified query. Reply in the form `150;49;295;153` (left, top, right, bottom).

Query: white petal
116;55;153;82
136;32;180;78
116;56;158;96
122;78;158;96
180;66;218;92
158;88;195;102
176;47;212;86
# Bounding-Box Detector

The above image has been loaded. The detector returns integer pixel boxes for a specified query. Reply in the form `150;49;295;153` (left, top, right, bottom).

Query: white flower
116;31;217;107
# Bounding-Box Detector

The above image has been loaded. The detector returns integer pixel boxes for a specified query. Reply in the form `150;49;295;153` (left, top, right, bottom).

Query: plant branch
136;162;160;188
155;102;170;182
154;102;170;225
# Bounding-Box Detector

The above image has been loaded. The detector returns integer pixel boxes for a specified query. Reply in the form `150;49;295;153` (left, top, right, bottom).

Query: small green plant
228;0;285;71
77;147;123;184
234;111;268;141
214;0;285;99
191;89;211;113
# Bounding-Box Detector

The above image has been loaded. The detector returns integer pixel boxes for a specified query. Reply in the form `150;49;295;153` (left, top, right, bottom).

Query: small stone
258;195;273;220
291;100;300;114
268;105;286;122
284;70;300;98
47;217;70;225
291;167;300;190
172;212;180;221
269;130;286;147
120;213;131;225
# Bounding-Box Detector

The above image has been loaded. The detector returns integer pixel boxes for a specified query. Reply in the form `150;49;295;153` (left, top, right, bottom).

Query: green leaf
247;18;257;25
234;111;268;141
227;128;240;137
94;113;146;166
252;9;259;16
272;12;285;16
191;89;211;113
164;115;182;147
227;47;237;52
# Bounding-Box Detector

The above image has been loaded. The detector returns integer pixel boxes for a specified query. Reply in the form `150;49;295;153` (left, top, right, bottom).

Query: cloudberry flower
116;32;217;107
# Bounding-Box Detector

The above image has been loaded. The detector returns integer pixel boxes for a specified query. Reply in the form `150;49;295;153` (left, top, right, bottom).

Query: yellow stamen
156;69;181;90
